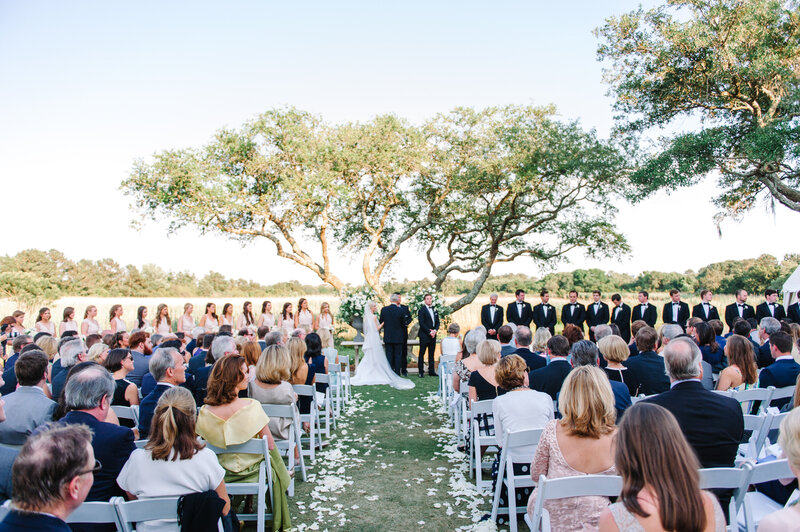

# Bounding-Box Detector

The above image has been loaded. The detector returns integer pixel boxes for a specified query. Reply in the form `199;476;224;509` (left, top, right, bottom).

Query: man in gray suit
0;351;56;445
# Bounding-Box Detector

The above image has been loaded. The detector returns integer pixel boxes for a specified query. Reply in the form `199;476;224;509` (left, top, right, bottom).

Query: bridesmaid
9;310;25;337
81;305;101;336
59;307;78;336
34;307;55;335
199;303;219;332
220;303;235;328
238;301;256;331
177;303;195;338
315;302;334;333
278;303;294;336
109;304;126;333
295;298;314;333
258;301;275;330
154;304;172;335
136;306;149;329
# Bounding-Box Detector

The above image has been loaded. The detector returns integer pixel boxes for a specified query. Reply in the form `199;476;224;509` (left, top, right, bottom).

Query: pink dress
526;420;616;531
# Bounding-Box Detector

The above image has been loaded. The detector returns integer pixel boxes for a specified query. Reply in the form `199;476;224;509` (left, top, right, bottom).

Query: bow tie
571;304;577;307
704;303;710;306
672;302;680;306
769;303;776;307
738;304;745;307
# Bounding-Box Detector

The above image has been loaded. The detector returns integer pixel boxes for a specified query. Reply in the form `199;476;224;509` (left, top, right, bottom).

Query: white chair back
111;405;139;426
67;498;125;529
732;387;774;414
529;474;622;532
490;428;544;531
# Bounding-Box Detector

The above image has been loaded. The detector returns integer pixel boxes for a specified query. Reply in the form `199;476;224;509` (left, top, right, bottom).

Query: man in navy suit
0;424;95;532
560;290;586;332
662;289;690;330
506;289;533;328
724;289;755;332
623;326;670;395
788;291;800;323
480;293;504;340
585;291;610;342
497;325;517;357
759;332;800;410
532;290;557;335
417;293;440;377
610;294;632;343
529;335;572;401
380;294;410;375
692;289;720;322
631;290;657;328
0;335;33;395
138;348;187;439
755;289;787;323
756;317;782;368
511;326;546;372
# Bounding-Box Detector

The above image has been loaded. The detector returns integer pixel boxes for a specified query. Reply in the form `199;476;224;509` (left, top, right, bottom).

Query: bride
350;301;415;390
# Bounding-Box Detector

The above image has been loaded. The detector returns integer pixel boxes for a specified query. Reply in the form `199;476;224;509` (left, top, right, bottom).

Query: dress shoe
429;372;438;377
401;371;408;376
418;373;425;378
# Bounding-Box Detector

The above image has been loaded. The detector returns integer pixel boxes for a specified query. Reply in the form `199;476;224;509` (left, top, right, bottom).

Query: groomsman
755;289;787;322
585;290;610;342
691;289;720;322
532;290;557;335
610;293;632;342
724;289;756;331
417;293;440;377
560;290;586;331
631;290;657;328
480;293;504;340
662;289;690;330
398;294;412;376
506;289;533;328
789;291;800;323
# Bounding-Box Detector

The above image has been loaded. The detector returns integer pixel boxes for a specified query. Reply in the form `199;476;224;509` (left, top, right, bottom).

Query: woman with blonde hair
314;302;333;333
759;407;800;530
59;307;78;336
118;387;230;531
531;327;551;357
35;334;59;360
716;334;758;391
288;337;315;418
87;342;109;364
81;305;101;336
248;345;298;442
109;304;126;333
317;328;337;364
177;303;195;338
154;304;172;335
240;341;261;383
468;339;502;402
598;335;641;396
527;366;617;531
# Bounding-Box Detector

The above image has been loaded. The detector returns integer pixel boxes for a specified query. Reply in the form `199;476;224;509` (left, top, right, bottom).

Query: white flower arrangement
406;286;452;321
336;287;378;323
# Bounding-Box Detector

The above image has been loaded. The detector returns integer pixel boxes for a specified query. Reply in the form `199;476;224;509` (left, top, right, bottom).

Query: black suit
380;304;408;374
756;340;774;369
631;303;657;327
724;302;755;331
585;301;610;341
788;302;800;324
755;302;787;323
623;350;669;395
532;303;557;335
512;347;546;372
417;305;440;376
506;301;533;328
661;301;690;329
691;302;720;322
611;303;632;342
481;304;504;340
560;303;586;331
529;359;571;401
759;358;800;409
400;304;411;374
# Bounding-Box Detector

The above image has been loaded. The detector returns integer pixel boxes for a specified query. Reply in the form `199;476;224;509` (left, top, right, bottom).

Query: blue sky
1;0;795;286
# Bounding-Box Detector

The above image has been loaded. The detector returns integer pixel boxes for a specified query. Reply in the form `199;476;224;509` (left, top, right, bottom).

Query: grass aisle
290;375;491;531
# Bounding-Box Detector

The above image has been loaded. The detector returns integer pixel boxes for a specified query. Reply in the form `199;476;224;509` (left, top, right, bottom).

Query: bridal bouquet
337;287;377;323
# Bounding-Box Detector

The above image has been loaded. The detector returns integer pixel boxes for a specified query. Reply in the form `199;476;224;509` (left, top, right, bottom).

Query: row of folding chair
738;411;789;462
716;385;796;414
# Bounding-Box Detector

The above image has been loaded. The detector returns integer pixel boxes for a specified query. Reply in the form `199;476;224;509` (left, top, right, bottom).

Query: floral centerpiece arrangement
406;286;452;328
337;286;377;341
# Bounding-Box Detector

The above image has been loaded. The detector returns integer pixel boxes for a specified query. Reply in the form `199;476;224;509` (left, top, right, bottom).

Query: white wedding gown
350;305;415;390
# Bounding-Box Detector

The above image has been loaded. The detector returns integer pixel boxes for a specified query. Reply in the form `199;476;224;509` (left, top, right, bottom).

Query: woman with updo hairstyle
59;307;78;336
248;344;297;441
598;334;641;397
716;334;758;391
104;348;139;407
598;402;726;532
117;387;230;531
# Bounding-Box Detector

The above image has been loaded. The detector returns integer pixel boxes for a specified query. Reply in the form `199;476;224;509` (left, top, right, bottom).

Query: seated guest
531;327;551;358
85;333;103;350
264;330;284;348
248;344;297;442
257;326;269;351
693;321;725;372
511;326;546;372
193;335;237;405
529;335;573;401
598;403;727;532
126;331;152;387
138;348;187;439
757;317;782;368
0;335;33;396
708;319;727;352
452;329;484;396
627;320;649;357
189;332;214;372
288;337;315;417
468;339;503;402
0;424;95;532
241;341;261;381
598;335;641;397
661;325;713;390
0;399;15;503
759;408;800;531
441;323;462;357
594;324;613;342
491;354;554;526
527;366;617;531
623;327;670;395
572;340;631;420
759;331;800;409
497;325;516;357
86;343;109;364
733;317;762;352
716;335;759;391
103;349;140;407
304;332;328;394
196;355;291;531
0;351;56;445
318;328;337;365
51;338;87;399
34;334;59;362
562;323;584;347
117;387;230;531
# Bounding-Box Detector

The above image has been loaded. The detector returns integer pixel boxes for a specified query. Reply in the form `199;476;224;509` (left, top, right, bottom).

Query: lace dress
607;497;726;532
296;310;313;332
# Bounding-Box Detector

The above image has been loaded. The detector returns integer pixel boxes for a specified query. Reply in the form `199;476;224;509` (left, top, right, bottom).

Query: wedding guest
498;325;516;357
199;303;219;332
512;326;546;372
531;328;551;358
220;303;235;328
177;303;195;338
694;321;724;371
758;332;800;409
138;348;187;439
527;366;617;531
529;335;572;401
757;408;800;530
562;323;584;346
241;341;261;382
136;306;149;330
81;306;101;336
295;298;314;333
598;402;727;532
315;302;333;333
598;335;641;397
117;387;230;531
304;333;328;395
452;328;484;396
34;307;55;336
109;304;126;333
35;334;59;361
258;301;275;330
623;327;670;395
0;351;56;445
468;340;503;402
153;304;171;335
716;335;758;391
441;323;462;357
279;303;294;336
238;301;256;331
59;307;78;336
86;343;109;364
288;337;315;418
103;349;140;407
318;328;337;365
248;344;298;442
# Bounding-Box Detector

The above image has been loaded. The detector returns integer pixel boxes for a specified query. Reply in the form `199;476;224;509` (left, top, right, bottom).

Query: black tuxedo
755;301;787;323
532;303;557;335
623;350;669;395
506;301;533;328
586;301;610;341
560;303;586;331
691;302;720;322
481;304;504;339
417;305;440;376
631;303;657;327
529;359;572;401
513;347;546;372
611;303;632;342
380;304;409;374
661;301;690;329
400;304;411;374
724;302;755;331
788;302;800;324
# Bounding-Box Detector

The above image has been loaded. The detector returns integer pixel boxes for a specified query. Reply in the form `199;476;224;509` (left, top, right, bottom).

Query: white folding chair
491;428;543;532
738;459;794;532
203;437;273;532
111;405;139;426
438;354;457;402
115;496;223;532
314;373;336;437
770;385;796;407
731;386;774;415
66;498;125;530
262;403;307;488
470;399;498;491
455;381;470;446
698;466;753;529
338;361;352;401
526;474;622;532
134;439;149;449
327;363;345;416
293;384;323;461
736;414;769;463
753;412;789;460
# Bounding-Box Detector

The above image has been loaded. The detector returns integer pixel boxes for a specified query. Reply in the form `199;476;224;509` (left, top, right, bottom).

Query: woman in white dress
81;305;101;336
199;303;218;332
59;307;78;336
295;298;314;332
177;303;195;338
34;307;56;335
136;306;150;330
154;304;172;335
238;301;256;331
109;304;126;333
350;302;415;390
258;300;275;330
278;303;294;336
315;302;334;333
220;303;235;328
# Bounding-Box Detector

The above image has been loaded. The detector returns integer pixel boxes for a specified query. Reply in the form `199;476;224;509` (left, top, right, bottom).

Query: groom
380;293;410;375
